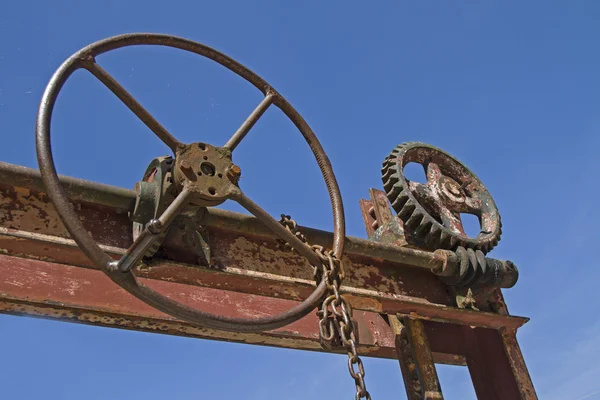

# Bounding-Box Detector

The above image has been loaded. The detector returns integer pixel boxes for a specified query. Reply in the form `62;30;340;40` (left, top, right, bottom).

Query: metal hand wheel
36;33;345;333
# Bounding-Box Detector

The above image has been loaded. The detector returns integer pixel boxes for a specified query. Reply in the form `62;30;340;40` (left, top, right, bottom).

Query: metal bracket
162;211;211;267
455;287;479;311
131;156;211;266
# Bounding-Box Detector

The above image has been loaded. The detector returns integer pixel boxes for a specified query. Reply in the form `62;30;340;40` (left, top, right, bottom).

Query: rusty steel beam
0;253;396;356
463;326;504;399
404;318;444;400
0;225;452;313
0;253;472;366
394;306;526;331
500;328;538;399
0;161;529;331
466;327;538;400
0;161;449;272
0;160;535;390
0;189;529;329
0;161;135;211
389;315;422;400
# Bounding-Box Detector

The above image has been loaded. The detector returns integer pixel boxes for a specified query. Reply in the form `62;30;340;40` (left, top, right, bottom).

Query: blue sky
1;1;599;398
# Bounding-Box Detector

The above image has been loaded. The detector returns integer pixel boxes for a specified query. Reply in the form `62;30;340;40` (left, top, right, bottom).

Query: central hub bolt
440;177;464;203
447;183;461;196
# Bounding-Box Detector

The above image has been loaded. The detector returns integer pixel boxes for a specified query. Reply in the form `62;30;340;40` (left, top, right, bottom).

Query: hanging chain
279;215;372;400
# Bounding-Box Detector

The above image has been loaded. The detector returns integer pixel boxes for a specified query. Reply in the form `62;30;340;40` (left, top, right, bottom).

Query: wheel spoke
224;93;275;151
229;188;321;266
84;60;182;153
463;195;483;214
439;207;466;235
408;181;436;207
115;186;192;272
426;161;442;183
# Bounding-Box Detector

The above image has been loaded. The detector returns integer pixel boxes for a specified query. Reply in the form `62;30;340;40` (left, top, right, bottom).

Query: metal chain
279;215;372;400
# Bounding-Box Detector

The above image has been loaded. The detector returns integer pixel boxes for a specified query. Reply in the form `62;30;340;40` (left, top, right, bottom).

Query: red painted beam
0;253;399;357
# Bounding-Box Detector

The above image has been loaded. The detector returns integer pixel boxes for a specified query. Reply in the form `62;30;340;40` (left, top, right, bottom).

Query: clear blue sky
1;1;599;399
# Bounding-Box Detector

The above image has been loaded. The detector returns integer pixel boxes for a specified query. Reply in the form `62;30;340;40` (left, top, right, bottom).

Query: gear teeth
458;248;479;286
382;157;395;170
427;225;442;248
386;184;402;200
449;236;458;249
405;210;424;228
483;243;491;254
475;250;487;284
439;231;451;248
399;203;416;219
414;220;432;237
383;172;400;193
391;192;409;212
381;163;398;179
455;247;469;281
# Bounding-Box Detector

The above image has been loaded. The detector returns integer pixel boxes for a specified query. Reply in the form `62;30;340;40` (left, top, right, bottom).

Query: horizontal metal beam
0;161;528;328
0;161;135;211
0;226;527;330
0;161;534;395
0;253;468;364
0;161;447;272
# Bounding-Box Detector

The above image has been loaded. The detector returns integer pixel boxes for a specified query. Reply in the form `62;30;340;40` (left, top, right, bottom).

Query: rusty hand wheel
382;142;501;254
36;33;345;333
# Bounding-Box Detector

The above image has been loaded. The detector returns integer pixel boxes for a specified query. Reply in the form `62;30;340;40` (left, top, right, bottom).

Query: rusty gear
437;246;518;288
382;142;501;254
130;156;176;257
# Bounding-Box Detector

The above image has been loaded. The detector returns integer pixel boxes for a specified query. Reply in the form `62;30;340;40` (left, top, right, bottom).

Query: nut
227;164;242;183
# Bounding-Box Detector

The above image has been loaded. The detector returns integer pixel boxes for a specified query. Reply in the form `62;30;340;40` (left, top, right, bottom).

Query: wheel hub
172;142;241;207
439;176;465;204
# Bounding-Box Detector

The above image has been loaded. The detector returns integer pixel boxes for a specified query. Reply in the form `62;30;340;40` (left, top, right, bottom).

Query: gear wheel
382;142;501;254
131;156;177;258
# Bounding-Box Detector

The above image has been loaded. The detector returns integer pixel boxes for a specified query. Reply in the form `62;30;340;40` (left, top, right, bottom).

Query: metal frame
0;161;536;398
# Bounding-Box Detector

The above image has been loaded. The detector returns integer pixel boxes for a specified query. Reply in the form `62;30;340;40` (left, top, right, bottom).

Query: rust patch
0;253;399;357
0;183;132;247
393;302;528;330
403;317;444;399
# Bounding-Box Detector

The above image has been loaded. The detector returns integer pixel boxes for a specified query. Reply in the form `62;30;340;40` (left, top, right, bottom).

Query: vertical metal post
404;317;444;400
463;326;502;400
500;328;537;399
389;315;422;399
464;326;537;400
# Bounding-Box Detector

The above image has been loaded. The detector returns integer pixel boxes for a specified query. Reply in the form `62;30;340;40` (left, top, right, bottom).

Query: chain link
279;215;371;400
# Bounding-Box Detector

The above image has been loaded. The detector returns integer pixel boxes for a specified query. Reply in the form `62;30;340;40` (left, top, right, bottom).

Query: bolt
448;185;461;196
227;164;242;183
147;219;163;235
179;160;196;180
